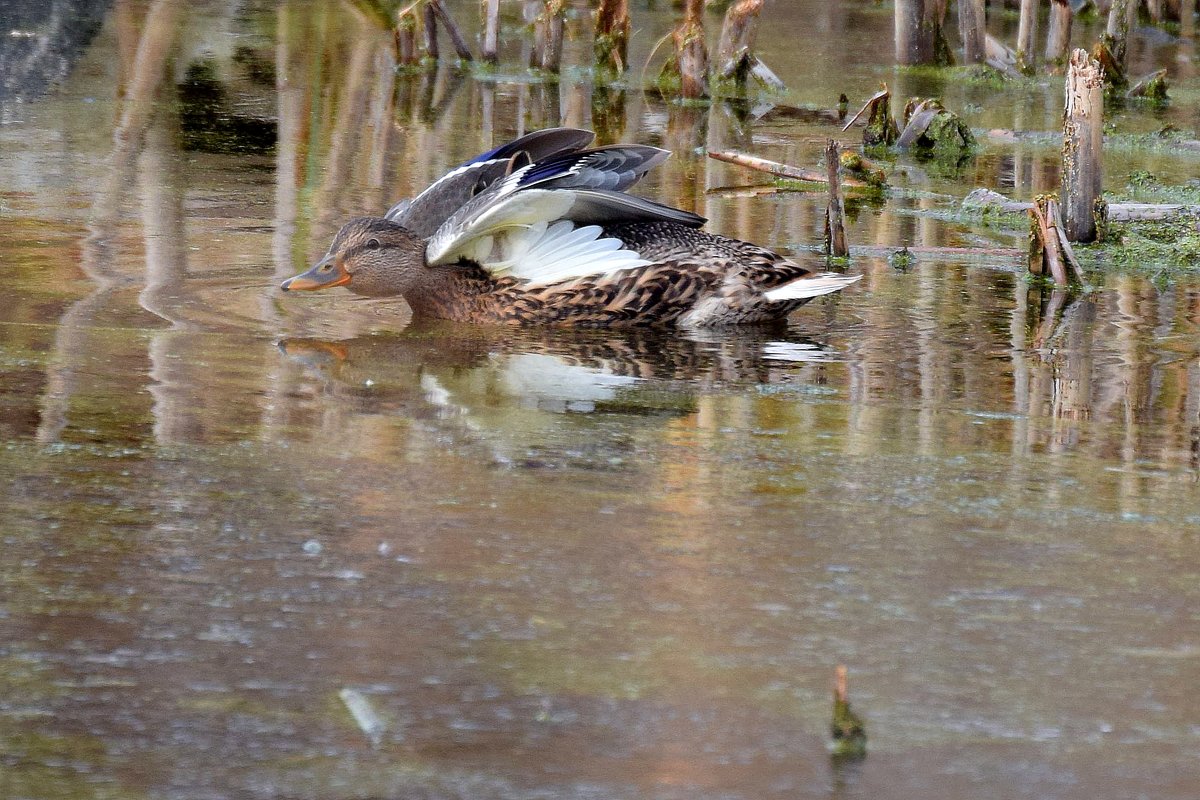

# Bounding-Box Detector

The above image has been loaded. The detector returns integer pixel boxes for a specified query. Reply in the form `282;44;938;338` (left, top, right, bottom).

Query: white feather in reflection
496;353;641;413
760;341;844;363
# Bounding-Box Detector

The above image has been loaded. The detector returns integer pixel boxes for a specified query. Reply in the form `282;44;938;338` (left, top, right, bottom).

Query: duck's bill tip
279;268;350;292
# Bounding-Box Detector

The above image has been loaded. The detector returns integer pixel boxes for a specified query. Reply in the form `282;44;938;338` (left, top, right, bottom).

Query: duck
281;127;861;327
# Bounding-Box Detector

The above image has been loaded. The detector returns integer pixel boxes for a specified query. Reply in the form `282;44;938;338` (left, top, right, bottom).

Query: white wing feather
763;273;862;301
426;186;573;265
426;175;652;286
488;221;650;286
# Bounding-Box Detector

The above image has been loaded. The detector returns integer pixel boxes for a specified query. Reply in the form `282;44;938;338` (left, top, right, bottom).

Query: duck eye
366;238;381;250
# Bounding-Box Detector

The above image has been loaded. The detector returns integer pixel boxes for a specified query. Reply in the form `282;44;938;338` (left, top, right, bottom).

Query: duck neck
402;262;497;322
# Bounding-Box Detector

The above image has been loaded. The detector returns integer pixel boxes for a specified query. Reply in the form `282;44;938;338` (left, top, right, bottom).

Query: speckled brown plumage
397;222;835;327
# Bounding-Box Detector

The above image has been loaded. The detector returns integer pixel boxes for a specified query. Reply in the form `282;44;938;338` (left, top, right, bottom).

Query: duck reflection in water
278;322;841;466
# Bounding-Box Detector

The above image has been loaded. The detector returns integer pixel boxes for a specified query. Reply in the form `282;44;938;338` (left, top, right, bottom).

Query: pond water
2;1;1199;798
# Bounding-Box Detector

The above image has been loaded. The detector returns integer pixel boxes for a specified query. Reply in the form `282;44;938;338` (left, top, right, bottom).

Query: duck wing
386;127;595;236
425;146;705;286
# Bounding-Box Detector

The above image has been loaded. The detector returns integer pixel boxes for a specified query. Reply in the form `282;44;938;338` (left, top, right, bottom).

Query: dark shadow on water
177;59;277;154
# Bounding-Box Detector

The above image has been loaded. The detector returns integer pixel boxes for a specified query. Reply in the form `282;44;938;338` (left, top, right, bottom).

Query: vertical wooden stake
1045;0;1072;63
1182;0;1196;40
530;4;546;69
423;2;439;62
824;140;849;258
542;0;565;73
1016;0;1039;72
896;0;929;65
482;0;500;63
674;0;709;99
1061;49;1103;244
958;0;986;64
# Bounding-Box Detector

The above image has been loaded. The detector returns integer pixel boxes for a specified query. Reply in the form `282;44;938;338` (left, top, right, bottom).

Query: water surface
2;1;1199;798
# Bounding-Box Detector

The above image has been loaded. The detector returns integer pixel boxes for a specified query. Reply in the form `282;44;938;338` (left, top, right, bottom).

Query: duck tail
763;273;861;302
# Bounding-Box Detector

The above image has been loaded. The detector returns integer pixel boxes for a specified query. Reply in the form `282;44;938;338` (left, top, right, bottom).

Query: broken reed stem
423;2;439;60
825;140;849;258
830;664;867;758
835;665;850;705
1045;0;1072;63
1016;0;1038;72
1061;49;1104;244
958;0;986;64
429;0;474;61
595;0;631;79
482;0;500;63
674;0;709;99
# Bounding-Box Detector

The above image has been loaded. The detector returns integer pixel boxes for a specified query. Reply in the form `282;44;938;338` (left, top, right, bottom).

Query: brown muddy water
2;1;1199;798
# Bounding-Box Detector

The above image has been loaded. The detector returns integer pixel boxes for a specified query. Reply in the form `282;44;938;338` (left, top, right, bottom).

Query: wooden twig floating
1061;48;1103;243
707;150;869;188
824;140;849;258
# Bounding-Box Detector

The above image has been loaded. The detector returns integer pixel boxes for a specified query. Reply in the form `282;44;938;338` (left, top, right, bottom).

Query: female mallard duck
281;128;860;326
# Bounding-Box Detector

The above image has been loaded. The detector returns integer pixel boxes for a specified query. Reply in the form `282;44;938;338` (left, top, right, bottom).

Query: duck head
281;217;426;298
